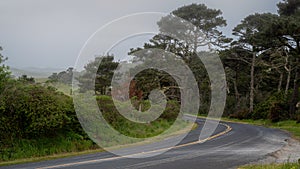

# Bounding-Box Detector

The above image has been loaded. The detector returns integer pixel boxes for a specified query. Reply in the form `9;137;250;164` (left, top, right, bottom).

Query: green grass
45;82;72;96
0;147;104;167
239;162;300;169
35;78;72;96
0;132;99;166
34;78;48;83
0;120;195;166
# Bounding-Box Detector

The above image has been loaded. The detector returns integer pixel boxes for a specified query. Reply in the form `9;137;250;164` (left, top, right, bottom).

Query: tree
0;47;10;92
157;3;231;52
220;47;251;113
232;13;278;113
18;75;35;83
259;47;294;94
266;0;300;116
78;55;119;94
277;0;300;16
48;67;74;85
129;4;230;106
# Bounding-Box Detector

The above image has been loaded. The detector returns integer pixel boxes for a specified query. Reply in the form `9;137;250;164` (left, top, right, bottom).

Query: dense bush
0;81;81;142
0;80;97;162
225;95;250;118
160;100;180;119
252;92;289;120
268;101;288;122
296;115;300;124
229;108;250;120
296;106;300;123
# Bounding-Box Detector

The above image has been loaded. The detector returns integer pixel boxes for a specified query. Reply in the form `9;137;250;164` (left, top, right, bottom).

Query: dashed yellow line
37;122;232;169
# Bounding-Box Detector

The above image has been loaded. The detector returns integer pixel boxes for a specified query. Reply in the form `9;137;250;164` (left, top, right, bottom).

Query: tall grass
0;132;97;162
240;162;300;169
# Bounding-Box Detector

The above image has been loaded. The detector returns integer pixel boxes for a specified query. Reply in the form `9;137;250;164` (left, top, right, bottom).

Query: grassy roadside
220;117;300;141
0;147;104;167
0;79;197;167
238;163;300;169
197;115;300;140
0;121;196;167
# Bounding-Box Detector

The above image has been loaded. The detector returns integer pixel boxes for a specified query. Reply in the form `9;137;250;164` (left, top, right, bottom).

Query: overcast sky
0;0;281;69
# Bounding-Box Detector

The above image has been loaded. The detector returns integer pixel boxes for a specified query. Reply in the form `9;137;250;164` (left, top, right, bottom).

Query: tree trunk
193;34;198;53
278;72;283;92
289;67;299;117
249;52;256;113
233;75;240;109
284;49;291;96
285;65;291;95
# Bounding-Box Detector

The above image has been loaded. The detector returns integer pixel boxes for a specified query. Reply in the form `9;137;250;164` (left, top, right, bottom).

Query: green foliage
232;13;278;51
277;0;300;16
96;95;180;138
229;109;250;120
77;55;118;94
225;0;300;117
0;81;79;141
240;162;300;169
130;68;180;101
18;75;35;83
45;82;72;96
268;101;288;122
0;80;92;162
130;96;151;112
48;67;73;85
253;92;289;120
0;47;10;92
296;112;300;123
160;100;180;119
158;3;230;50
0;132;97;162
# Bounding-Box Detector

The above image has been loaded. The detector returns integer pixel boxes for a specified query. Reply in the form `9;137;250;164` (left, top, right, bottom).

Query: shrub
252;92;289;120
252;101;270;120
160;100;180;120
268;102;283;122
296;115;300;124
0;81;79;142
223;95;236;117
229;108;250;120
96;95;180;138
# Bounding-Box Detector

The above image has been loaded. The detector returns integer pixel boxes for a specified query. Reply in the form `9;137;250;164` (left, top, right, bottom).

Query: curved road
1;118;289;169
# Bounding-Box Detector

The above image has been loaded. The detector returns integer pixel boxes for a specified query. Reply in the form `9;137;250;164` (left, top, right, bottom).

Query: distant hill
10;67;65;78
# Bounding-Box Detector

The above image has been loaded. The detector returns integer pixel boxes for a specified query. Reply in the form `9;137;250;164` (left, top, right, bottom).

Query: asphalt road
1;118;290;169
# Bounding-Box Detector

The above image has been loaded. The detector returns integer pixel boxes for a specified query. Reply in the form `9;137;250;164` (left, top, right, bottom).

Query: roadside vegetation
0;77;97;163
0;62;188;164
239;162;300;169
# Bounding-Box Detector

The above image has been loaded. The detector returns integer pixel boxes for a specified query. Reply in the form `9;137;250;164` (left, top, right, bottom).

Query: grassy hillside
10;67;63;78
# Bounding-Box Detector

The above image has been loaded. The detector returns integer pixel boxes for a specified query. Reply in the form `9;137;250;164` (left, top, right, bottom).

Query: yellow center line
37;122;232;169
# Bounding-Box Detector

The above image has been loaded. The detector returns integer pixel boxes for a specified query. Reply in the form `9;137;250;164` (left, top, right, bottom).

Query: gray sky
0;0;280;69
